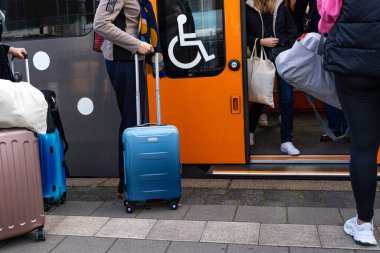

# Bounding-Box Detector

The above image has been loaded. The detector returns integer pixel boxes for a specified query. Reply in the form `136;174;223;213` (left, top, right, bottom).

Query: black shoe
117;181;125;197
320;131;343;142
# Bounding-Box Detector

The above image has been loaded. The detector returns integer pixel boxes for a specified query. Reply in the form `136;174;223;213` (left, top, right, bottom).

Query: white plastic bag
247;43;276;108
0;79;48;134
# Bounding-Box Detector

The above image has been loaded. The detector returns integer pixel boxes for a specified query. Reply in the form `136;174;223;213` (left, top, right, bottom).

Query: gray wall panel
12;32;120;177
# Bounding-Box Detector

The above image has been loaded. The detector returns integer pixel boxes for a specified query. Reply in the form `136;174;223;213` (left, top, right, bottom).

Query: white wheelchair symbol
168;14;216;69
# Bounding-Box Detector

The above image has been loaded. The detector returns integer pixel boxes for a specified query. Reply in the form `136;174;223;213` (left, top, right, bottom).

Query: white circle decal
33;51;50;71
77;97;94;115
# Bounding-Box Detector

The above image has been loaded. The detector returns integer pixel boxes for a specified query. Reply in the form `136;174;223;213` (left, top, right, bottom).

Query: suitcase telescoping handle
11;53;30;83
134;53;161;126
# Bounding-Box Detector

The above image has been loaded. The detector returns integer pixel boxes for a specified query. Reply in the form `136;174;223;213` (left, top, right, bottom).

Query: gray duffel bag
275;32;341;110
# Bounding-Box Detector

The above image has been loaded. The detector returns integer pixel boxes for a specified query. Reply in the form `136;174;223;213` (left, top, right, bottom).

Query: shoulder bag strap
306;95;349;141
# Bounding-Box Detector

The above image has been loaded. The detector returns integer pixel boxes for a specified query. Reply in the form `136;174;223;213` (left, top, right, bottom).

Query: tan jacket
94;0;142;61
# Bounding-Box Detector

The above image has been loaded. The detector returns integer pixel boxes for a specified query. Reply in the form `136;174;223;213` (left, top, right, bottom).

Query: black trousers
249;102;265;133
106;60;146;184
335;74;380;222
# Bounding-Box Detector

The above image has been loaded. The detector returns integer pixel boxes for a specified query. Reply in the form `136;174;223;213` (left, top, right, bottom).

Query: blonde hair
253;0;277;14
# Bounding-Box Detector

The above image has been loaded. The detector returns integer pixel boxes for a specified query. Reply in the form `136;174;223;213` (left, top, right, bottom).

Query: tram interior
251;92;350;155
252;112;350;155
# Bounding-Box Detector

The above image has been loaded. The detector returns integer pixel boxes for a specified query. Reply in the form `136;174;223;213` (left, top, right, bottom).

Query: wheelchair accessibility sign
168;14;216;69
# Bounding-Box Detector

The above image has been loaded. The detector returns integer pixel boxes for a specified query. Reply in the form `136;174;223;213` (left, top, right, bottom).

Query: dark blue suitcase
122;54;181;213
38;129;67;211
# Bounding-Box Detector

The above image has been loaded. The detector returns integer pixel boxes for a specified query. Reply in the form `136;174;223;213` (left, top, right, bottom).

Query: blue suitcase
38;129;67;211
122;54;181;214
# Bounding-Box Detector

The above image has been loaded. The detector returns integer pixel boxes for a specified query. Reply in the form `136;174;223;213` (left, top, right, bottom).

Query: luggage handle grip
134;53;161;127
11;53;30;83
11;52;29;61
140;123;166;127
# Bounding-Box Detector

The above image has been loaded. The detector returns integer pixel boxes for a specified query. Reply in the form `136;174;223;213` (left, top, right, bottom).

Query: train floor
2;178;380;252
252;112;350;155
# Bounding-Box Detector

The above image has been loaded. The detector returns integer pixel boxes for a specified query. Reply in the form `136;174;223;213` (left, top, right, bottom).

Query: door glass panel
157;0;225;78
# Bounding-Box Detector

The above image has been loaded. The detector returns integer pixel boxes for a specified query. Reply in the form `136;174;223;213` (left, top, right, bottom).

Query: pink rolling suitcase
0;129;46;241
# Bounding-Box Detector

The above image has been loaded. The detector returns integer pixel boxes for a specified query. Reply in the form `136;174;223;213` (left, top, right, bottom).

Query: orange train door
148;0;248;164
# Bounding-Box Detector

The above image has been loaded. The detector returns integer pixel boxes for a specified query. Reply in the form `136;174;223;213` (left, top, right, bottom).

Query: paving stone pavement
234;206;286;224
259;224;320;247
184;205;237;221
33;213;380;250
4;181;380;252
287;207;343;225
43;201;380;226
66;186;377;208
107;239;170;253
50;236;116;253
95;218;157;239
2;233;380;253
36;203;380;252
200;221;260;244
67;178;355;191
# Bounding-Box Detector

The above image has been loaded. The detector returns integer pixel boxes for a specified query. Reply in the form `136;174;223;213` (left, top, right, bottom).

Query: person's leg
325;103;348;132
249;102;265;146
340;110;349;133
335;74;380;223
258;105;269;127
249;102;265;133
278;77;294;143
323;103;341;132
278;77;300;155
321;103;349;141
106;60;146;194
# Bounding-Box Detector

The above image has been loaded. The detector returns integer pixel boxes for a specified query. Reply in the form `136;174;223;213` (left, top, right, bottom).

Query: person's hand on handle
8;47;27;59
260;38;279;48
138;42;154;54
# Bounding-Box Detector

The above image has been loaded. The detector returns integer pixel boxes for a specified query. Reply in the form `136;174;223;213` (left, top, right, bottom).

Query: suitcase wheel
126;205;135;214
124;201;135;214
59;192;67;205
169;202;178;210
35;228;46;242
44;203;51;212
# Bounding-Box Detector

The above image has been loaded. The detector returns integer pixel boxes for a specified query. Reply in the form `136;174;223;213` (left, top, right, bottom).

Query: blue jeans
323;103;348;133
278;77;294;143
105;60;146;183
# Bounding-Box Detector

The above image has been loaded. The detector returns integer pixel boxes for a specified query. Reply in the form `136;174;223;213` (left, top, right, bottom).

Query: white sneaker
344;216;377;246
249;133;254;146
280;142;300;156
258;114;269;127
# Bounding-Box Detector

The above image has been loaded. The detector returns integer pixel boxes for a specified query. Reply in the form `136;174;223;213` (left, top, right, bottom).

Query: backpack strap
52;103;70;177
51;105;68;155
41;89;70;177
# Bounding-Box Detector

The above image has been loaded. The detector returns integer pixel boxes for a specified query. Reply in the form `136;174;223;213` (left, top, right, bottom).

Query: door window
0;0;94;41
157;0;225;78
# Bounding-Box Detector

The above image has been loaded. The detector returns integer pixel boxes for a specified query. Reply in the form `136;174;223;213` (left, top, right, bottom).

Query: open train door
147;0;248;165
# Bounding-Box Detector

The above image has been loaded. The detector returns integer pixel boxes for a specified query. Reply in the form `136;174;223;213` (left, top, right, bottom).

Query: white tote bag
247;42;276;108
0;79;48;134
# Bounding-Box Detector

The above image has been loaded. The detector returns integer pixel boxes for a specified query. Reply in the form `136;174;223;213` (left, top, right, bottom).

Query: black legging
335;74;380;222
249;102;265;133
